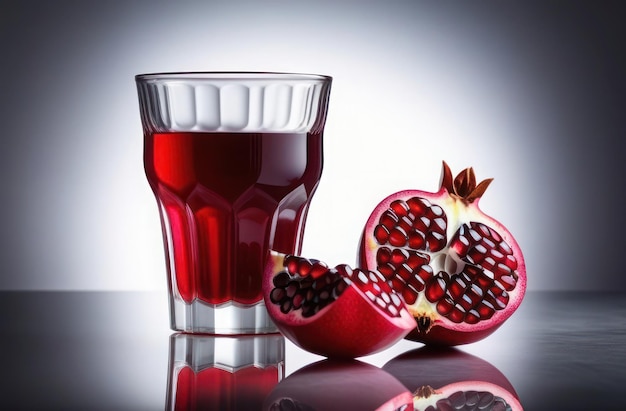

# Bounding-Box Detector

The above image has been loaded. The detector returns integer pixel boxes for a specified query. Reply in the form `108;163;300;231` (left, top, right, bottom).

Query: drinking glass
136;72;332;333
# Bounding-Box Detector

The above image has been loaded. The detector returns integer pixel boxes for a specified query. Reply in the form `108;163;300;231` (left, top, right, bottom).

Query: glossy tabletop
0;291;624;410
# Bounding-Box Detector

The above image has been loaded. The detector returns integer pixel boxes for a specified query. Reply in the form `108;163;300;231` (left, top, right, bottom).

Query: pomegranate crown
440;161;493;203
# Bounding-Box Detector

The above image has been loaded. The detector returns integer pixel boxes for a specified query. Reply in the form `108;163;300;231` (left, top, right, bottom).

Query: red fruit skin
263;252;415;359
264;360;414;411
359;175;527;346
383;347;523;411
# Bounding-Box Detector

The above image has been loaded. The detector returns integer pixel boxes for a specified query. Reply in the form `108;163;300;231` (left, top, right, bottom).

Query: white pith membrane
411;381;521;411
363;189;524;334
267;251;412;326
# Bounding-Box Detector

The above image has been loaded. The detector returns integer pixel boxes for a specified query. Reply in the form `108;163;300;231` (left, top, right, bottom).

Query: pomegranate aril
280;299;292;314
459;294;474;311
397;264;414;282
499;274;517;291
389;199;409;217
407;251;429;268
426;231;446;252
447;277;467;300
292;293;304;309
380;209;399;229
406;196;428;215
402;287;418;305
310;262;328;279
273;271;291;288
407;274;426;293
376;247;392;264
464;309;480;324
408;230;426;249
448;391;466;408
270;287;286;304
388;227;408;247
378;263;395;279
425;275;447;302
475;300;496;320
297;259;313;276
413;215;430;232
447;304;466;323
435;399;454;411
391;248;409;265
436;297;454;316
374;224;390;243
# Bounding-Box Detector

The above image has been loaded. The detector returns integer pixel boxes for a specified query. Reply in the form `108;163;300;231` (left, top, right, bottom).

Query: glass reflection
166;333;285;411
264;359;413;411
383;347;523;411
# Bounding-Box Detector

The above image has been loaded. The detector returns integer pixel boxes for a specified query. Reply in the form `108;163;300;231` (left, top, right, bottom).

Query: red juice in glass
136;72;332;333
144;131;322;305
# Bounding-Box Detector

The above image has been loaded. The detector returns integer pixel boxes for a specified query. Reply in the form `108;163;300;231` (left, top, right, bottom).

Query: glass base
169;296;278;334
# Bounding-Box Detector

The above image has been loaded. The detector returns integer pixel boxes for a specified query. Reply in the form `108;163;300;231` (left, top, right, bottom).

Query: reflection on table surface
0;291;625;410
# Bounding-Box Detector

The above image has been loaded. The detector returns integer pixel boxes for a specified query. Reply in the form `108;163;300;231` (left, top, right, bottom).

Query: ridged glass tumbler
136;72;332;334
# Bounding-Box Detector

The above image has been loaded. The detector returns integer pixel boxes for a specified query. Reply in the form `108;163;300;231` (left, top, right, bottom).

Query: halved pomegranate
359;162;526;345
264;360;414;411
383;347;523;411
263;251;415;358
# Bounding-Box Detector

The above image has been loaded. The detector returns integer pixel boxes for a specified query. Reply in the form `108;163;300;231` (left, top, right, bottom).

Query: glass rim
135;71;332;83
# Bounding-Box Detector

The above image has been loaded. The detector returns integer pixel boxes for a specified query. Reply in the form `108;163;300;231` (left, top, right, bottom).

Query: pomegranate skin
263;251;415;359
264;360;414;411
359;162;527;346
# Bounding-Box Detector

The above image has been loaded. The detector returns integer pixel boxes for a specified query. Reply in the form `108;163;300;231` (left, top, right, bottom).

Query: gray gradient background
1;0;624;291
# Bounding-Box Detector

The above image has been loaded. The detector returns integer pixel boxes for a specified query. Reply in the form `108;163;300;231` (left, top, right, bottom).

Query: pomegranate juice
144;132;322;305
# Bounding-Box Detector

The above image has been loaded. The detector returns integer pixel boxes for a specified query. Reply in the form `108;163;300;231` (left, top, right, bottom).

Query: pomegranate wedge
263;251;415;358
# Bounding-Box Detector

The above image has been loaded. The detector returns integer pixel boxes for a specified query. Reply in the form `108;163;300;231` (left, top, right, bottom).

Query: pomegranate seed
417;265;434;283
310;262;328;279
390;200;409;217
459;294;474;311
406;197;428;215
285;255;299;274
447;304;466;323
292;293;304;309
465;283;484;306
376;247;392;264
475;300;495;320
297;259;313;276
402;287;418;305
377;263;395;279
388;227;408;247
496;290;509;308
499;274;517;291
465;309;480;324
374;224;390;244
391;248;409;265
397;263;414;281
407;251;429;268
436;298;454;316
379;209;399;229
273;271;291;288
448;277;466;300
399;216;413;233
270;288;286;304
408;274;426;293
408;230;426;249
413;215;430;232
426;232;446;252
425;276;446;302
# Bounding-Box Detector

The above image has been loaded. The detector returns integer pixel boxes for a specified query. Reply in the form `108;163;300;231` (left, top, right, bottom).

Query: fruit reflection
166;333;285;411
264;360;413;411
383;347;523;411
